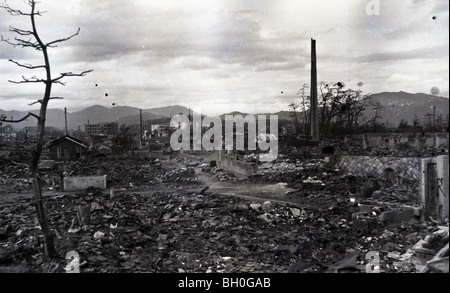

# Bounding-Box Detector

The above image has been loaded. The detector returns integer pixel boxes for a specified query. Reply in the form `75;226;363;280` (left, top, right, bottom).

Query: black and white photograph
0;0;448;282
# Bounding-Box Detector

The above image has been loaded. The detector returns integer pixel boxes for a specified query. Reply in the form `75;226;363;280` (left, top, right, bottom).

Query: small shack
47;135;88;160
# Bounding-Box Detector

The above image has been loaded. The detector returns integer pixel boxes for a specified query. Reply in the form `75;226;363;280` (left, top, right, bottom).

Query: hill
363;91;449;127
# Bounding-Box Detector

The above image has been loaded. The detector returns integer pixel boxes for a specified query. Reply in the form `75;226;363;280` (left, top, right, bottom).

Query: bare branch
9;26;34;36
28;100;41;106
54;80;67;86
9;59;45;70
27;96;63;106
0;112;39;123
0;1;45;16
52;69;94;83
47;28;80;47
1;34;42;50
9;75;46;84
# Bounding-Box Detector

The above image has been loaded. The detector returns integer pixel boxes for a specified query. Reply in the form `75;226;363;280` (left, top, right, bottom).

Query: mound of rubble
1;179;447;273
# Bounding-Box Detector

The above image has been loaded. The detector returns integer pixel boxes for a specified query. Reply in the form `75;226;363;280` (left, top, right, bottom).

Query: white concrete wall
63;175;107;192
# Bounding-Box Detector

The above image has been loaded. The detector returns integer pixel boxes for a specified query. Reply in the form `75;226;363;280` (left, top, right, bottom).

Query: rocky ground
0;152;448;273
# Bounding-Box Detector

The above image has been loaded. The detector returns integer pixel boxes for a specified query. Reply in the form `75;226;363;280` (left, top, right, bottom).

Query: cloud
356;45;448;63
0;0;448;115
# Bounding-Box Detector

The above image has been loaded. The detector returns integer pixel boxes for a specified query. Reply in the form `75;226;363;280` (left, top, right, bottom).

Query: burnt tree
318;82;369;135
0;0;92;258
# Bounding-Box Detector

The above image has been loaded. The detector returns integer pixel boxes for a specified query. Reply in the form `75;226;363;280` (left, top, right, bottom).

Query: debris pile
0;179;441;273
413;226;449;273
154;167;198;184
210;167;237;182
0;159;32;194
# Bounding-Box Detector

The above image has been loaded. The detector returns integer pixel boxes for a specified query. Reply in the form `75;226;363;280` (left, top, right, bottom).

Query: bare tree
296;83;310;134
318;82;369;135
369;101;384;128
288;103;301;135
1;0;92;258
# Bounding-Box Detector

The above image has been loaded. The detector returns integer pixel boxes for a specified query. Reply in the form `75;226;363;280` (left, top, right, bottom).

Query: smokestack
64;107;68;136
310;38;319;141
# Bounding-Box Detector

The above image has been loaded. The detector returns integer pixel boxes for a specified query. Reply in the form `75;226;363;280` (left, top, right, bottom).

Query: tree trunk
29;50;58;258
32;177;57;258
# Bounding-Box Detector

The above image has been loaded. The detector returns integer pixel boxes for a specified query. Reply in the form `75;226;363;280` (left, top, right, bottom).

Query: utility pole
310;38;319;141
64;107;68;136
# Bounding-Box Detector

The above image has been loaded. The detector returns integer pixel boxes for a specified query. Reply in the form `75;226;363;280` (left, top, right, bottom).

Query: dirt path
195;169;307;207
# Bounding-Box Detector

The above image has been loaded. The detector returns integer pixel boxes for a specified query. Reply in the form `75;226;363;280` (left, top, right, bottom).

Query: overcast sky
0;0;448;115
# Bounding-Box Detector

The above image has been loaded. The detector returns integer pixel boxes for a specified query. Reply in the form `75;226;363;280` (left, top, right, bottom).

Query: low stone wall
63;175;107;192
335;155;421;182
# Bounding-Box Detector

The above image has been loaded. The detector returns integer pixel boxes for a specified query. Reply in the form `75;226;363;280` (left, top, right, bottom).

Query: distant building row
85;122;118;136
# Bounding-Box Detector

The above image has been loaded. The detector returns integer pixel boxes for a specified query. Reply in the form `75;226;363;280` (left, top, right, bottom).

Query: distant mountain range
1;91;448;130
0;104;193;130
363;91;449;127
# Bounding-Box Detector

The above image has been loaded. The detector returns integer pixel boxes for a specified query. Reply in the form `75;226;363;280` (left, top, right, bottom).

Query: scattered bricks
379;208;414;224
110;188;127;199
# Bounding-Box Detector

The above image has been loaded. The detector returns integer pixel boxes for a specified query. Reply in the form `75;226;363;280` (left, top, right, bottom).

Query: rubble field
0;152;448;273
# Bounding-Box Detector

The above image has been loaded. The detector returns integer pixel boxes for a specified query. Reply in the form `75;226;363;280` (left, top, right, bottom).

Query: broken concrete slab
290;208;302;217
110;188;127;199
250;203;261;211
421;256;449;273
